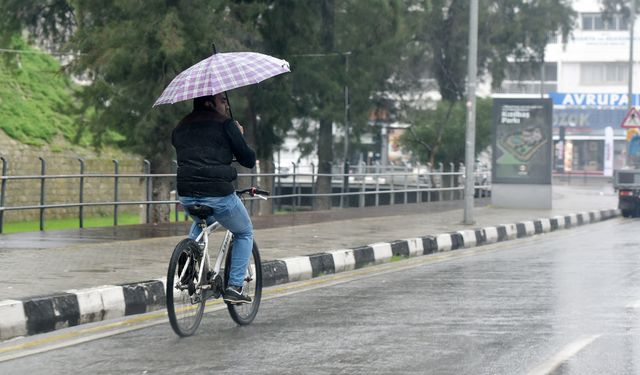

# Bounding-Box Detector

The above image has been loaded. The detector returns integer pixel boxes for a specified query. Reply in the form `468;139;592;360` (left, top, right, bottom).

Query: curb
0;208;620;341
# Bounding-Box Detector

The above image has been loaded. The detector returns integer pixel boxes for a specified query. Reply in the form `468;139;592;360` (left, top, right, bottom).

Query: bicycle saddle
185;204;214;219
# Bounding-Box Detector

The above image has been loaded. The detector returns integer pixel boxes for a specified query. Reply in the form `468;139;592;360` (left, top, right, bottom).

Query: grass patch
0;37;85;146
2;209;189;234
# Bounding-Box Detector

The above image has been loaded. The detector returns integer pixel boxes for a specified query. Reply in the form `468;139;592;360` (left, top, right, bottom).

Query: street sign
621;107;640;128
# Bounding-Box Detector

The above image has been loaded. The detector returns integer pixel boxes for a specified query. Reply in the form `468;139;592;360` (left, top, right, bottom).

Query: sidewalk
0;184;618;301
0;184;620;341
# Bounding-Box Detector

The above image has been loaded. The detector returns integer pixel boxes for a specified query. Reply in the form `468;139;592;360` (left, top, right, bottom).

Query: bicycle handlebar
236;187;270;197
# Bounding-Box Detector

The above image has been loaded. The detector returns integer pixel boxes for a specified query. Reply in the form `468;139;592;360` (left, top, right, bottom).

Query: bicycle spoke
167;239;206;337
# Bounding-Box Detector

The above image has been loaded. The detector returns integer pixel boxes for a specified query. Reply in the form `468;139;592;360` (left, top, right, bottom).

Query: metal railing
0;157;491;233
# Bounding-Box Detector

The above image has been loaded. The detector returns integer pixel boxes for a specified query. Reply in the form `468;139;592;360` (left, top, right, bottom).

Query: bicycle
166;187;269;337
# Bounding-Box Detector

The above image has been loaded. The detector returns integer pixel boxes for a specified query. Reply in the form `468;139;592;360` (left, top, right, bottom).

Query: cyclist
171;94;256;304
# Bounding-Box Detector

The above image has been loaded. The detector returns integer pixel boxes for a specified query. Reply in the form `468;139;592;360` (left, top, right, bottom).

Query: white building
495;0;637;174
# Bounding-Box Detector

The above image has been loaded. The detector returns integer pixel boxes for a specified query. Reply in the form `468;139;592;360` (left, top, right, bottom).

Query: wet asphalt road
2;218;639;374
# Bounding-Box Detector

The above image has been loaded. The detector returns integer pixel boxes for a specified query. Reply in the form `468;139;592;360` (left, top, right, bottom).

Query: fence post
0;156;7;234
310;162;316;211
404;164;409;204
144;160;151;224
276;162;282;213
359;171;364;207
113;159;119;226
271;162;277;215
459;162;465;200
341;161;350;208
438;162;444;201
78;158;85;229
375;172;380;207
447;163;453;201
416;165;422;204
250;165;257;215
427;163;432;203
390;167;395;206
291;162;297;213
38;157;46;231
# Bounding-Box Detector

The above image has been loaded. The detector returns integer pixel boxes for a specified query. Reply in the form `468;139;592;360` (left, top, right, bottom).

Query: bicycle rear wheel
166;239;206;337
224;241;262;325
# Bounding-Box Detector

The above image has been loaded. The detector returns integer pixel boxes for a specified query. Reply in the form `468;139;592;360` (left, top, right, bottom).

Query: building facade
495;0;638;174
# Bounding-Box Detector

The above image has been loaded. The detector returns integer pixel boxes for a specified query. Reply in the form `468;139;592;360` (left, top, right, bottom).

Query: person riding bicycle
171;94;256;304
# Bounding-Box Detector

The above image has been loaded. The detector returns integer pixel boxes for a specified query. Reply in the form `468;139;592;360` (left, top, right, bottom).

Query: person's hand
235;121;244;135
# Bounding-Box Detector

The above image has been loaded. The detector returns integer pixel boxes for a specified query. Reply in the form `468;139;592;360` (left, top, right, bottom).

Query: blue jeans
179;194;253;287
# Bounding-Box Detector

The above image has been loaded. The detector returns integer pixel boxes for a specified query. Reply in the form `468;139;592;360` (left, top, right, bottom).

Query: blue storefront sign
547;92;629;135
549;92;640;107
553;108;626;130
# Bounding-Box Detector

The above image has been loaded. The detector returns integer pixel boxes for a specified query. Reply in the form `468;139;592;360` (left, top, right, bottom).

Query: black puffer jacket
171;109;256;197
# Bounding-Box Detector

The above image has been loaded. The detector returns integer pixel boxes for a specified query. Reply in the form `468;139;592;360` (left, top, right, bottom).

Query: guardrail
0;157;491;233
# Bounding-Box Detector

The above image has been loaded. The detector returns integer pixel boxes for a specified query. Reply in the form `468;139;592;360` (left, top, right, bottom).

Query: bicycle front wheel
224;241;263;325
166;239;206;337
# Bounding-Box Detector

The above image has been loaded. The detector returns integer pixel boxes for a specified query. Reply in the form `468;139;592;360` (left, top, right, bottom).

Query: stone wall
0;131;147;223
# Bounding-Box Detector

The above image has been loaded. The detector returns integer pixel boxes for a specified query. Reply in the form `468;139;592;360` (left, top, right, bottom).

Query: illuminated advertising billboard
492;98;552;184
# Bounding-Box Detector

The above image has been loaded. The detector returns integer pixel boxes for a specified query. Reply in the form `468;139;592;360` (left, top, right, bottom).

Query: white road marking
527;335;601;375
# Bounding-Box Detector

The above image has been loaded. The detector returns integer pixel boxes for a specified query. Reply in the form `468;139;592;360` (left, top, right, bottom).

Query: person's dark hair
193;95;215;111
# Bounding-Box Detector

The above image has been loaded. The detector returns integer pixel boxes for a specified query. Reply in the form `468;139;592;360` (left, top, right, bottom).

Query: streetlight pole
629;0;635;111
342;52;351;208
342;53;350;166
463;0;479;225
628;0;636;168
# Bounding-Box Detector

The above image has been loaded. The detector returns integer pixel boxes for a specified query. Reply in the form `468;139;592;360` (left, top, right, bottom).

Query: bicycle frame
176;188;266;296
176;219;254;293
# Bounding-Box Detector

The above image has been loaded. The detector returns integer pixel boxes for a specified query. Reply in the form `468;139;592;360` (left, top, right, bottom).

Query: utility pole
629;0;635;111
342;52;351;208
342;53;350;165
463;0;478;225
629;0;636;168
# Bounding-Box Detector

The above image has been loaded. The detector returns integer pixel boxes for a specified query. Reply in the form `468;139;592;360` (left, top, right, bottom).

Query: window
582;15;593;30
581;13;628;31
544;63;558;81
504;62;557;82
580;63;628;85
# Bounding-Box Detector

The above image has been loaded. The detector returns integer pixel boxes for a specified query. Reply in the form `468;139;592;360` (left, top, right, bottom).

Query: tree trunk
149;155;171;224
258;158;275;215
314;117;334;210
314;0;335;211
428;101;456;189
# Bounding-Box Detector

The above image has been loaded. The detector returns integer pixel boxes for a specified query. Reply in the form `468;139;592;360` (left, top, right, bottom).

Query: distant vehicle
613;169;640;217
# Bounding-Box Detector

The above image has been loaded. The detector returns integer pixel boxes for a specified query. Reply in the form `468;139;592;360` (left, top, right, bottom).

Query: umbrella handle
225;92;234;119
212;42;234;120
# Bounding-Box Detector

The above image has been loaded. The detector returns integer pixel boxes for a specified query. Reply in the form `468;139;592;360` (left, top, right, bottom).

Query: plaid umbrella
153;52;290;107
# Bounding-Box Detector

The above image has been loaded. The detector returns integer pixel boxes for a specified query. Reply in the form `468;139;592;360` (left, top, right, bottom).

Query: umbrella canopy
153;52;290;107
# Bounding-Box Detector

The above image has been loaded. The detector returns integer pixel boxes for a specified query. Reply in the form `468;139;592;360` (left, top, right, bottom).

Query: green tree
0;0;280;222
400;0;575;166
600;0;637;19
260;0;408;210
401;98;492;166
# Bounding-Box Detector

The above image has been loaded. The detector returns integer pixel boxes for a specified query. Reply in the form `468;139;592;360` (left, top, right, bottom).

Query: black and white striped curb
0;208;619;341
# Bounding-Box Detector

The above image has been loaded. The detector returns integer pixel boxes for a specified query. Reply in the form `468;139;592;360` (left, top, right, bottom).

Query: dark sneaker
224;285;252;304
